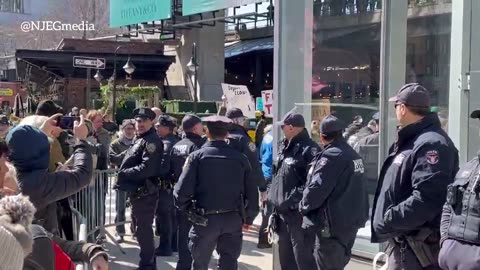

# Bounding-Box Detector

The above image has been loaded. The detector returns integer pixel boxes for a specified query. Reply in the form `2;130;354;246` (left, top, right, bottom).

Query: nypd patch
248;142;256;152
319;157;328;167
146;143;156;154
311;147;318;156
353;159;365;173
393;154;405;166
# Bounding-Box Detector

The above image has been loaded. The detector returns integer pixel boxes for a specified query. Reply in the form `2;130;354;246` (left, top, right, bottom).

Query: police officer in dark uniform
154;114;180;256
437;110;480;270
174;115;259;270
226;108;268;201
171;114;206;270
268;109;321;270
115;108;164;270
300;114;369;270
354;113;380;195
371;84;459;270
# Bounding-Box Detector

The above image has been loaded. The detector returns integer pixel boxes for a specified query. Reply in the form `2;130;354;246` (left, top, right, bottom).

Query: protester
0;194;35;270
6;114;93;235
70;107;79;117
257;124;273;249
109;119;135;243
0;148;109;270
87;110;111;171
152;107;163;123
255;111;267;148
0;115;10;139
103;113;119;134
80;108;88;118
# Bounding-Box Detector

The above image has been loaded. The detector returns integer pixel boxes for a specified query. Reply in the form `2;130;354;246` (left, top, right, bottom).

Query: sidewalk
104;216;272;270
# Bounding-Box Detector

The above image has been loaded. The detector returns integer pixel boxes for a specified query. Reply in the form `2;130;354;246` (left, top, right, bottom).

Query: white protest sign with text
221;83;256;118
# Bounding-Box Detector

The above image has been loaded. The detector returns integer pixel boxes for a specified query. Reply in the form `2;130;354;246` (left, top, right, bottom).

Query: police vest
446;158;480;244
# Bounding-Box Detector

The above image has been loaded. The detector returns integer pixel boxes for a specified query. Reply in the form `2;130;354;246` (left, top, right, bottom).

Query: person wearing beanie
0;194;36;270
6;114;93;235
171;114;205;270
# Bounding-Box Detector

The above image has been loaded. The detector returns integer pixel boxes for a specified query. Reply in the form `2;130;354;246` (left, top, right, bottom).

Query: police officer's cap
182;114;202;130
388;83;431;108
277;109;305;127
202;115;233;130
157;115;177;128
319;114;347;134
226;108;245;119
133;107;156;120
471;110;480;119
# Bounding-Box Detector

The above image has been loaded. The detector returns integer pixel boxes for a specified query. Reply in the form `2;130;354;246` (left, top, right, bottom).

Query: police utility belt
128;178;159;200
386;228;440;268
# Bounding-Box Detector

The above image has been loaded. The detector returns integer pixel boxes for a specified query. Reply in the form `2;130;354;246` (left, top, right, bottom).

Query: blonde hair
17;116;53;142
87;110;103;122
18;115;48;129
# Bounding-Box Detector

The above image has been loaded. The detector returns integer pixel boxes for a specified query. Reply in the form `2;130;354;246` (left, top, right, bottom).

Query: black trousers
387;241;441;270
189;212;243;270
176;211;193;270
277;212;316;270
57;198;74;240
131;193;158;269
305;228;358;270
156;189;175;254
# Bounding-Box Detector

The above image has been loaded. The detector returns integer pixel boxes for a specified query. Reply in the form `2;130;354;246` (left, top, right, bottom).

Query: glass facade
274;0;469;263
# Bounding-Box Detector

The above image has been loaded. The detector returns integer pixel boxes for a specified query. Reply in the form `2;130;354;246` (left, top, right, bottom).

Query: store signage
183;0;266;16
261;90;273;117
110;0;172;27
0;88;13;97
221;83;256;118
73;57;106;69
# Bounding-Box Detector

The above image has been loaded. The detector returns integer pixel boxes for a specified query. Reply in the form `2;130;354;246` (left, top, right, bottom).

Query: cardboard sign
261;90;273;117
311;99;331;121
221;83;256;118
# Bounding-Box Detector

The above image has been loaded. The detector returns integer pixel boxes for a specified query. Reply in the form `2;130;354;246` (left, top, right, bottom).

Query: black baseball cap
133;107;156;120
389;83;431;108
319;114;347;134
36;100;63;117
226;108;245;119
202;115;233;130
182;114;202;130
471;110;480;119
0;115;8;125
277;109;305;128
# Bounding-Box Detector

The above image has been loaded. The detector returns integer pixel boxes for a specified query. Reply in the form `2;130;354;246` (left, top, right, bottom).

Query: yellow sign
311;99;331;121
0;88;13;97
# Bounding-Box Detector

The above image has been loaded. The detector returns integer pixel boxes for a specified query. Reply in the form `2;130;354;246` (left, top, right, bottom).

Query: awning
224;37;273;58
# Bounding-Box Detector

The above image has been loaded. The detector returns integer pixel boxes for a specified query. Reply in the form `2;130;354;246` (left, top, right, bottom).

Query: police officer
173;116;259;270
437;110;480;270
371;84;459;270
226;108;268;200
299;114;369;270
268;109;321;270
171;114;206;270
154;114;180;256
354;113;380;195
116;108;163;270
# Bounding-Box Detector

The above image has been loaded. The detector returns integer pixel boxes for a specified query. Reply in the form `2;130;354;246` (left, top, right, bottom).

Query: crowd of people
1;82;479;270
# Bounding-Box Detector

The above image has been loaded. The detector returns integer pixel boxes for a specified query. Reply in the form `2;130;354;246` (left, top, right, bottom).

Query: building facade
272;0;478;267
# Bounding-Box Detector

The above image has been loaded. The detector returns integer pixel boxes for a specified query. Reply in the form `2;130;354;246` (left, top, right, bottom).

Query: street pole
111;45;123;122
193;43;198;113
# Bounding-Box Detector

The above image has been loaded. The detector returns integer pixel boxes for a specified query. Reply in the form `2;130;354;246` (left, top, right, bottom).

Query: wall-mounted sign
183;0;266;16
110;0;172;27
0;88;14;97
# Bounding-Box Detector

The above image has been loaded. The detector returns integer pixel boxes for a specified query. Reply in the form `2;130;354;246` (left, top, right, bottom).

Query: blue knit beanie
6;125;50;172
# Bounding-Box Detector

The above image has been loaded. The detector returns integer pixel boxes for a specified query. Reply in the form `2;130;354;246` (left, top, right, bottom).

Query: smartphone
57;116;79;130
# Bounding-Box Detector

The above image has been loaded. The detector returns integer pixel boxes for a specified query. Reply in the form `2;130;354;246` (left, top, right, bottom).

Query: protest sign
261;90;273;117
221;83;256;118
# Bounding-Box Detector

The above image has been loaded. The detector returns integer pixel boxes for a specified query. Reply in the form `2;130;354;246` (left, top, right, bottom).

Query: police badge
248;142;256;152
146;143;156;154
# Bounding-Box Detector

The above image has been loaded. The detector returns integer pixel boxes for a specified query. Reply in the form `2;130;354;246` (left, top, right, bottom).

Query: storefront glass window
303;0;383;256
405;0;451;132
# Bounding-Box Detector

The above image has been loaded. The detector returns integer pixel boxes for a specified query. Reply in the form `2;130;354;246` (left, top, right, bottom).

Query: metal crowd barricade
71;169;127;254
71;207;88;270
